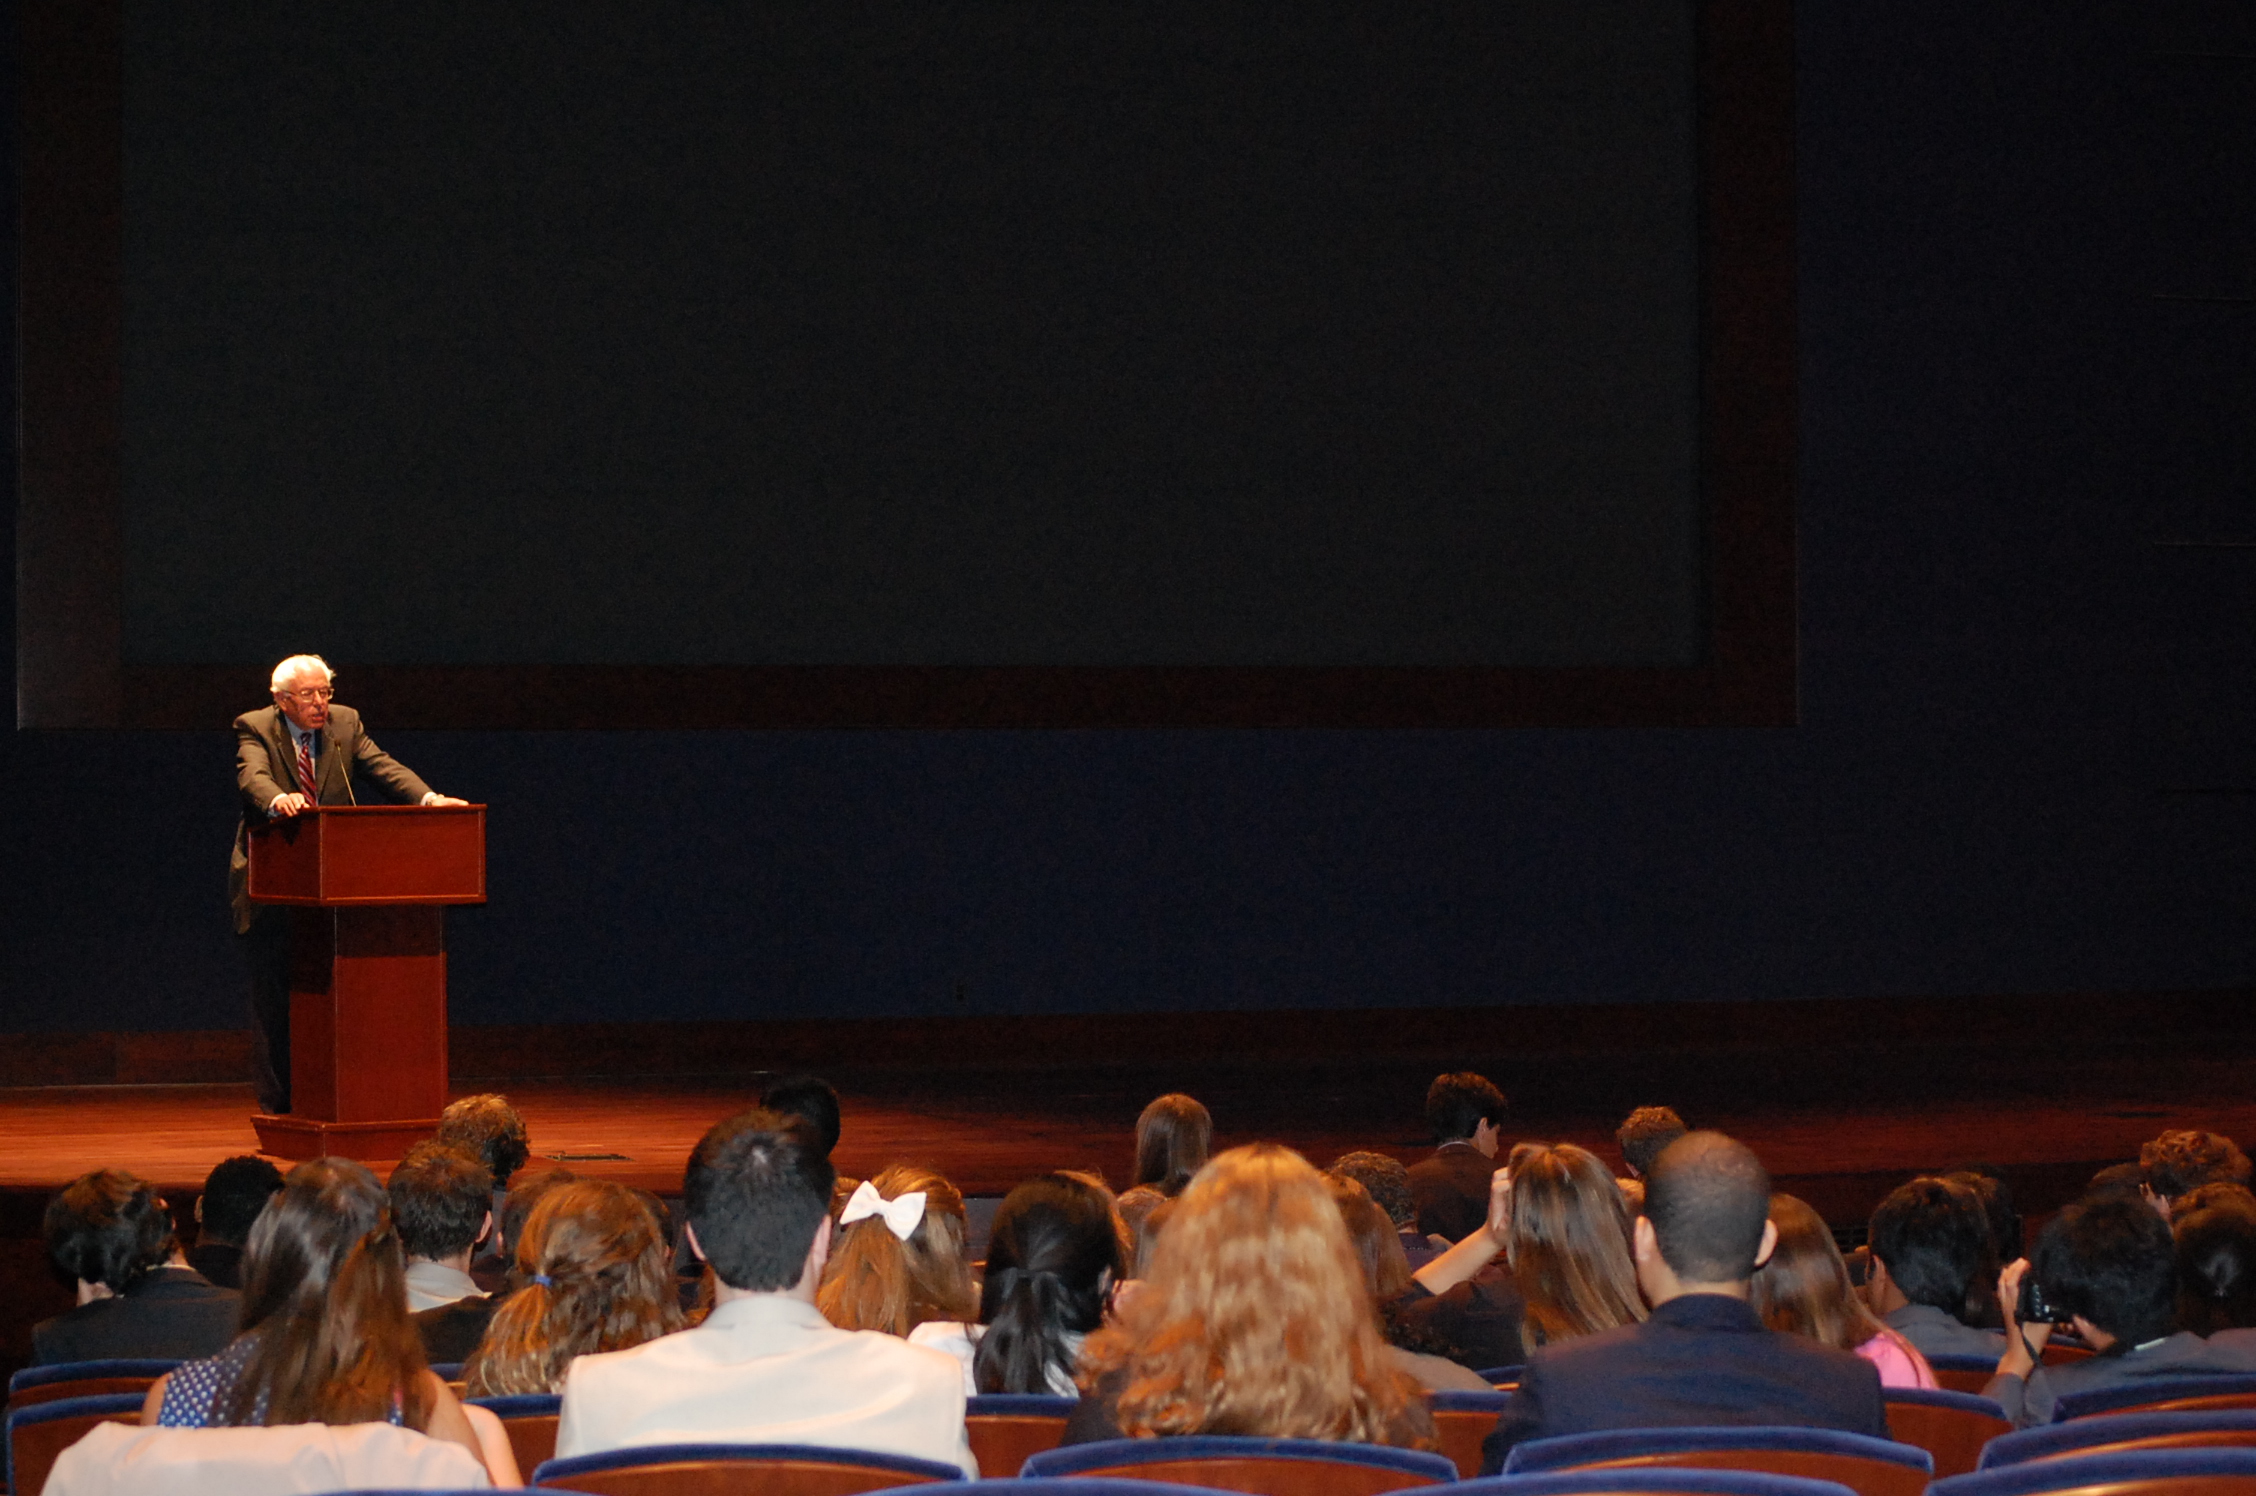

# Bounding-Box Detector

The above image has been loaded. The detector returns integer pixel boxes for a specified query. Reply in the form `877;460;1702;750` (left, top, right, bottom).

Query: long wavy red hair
1080;1143;1434;1448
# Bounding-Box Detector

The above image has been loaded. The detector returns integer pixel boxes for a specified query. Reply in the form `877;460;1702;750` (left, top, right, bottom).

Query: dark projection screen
120;3;1700;672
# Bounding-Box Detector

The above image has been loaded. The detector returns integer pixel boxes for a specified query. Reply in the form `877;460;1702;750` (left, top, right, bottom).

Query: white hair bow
839;1180;926;1240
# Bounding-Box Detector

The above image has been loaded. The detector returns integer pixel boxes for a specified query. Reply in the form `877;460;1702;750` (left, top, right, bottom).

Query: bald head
1645;1131;1772;1285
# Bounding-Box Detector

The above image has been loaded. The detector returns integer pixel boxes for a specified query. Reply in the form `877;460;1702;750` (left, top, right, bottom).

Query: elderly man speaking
231;654;467;1115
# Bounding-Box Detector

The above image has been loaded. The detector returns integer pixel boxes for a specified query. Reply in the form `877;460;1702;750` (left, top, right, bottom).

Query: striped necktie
296;735;320;802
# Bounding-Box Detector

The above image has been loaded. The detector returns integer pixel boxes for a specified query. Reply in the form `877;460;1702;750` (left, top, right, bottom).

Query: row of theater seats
12;1359;2256;1496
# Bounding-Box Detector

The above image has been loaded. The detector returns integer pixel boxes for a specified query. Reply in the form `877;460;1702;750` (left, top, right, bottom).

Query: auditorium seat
1418;1472;1862;1496
5;1392;155;1496
1978;1411;2256;1469
467;1392;563;1475
1429;1390;1510;1478
963;1393;1075;1478
1929;1355;2004;1397
1500;1426;1933;1496
1928;1446;2256;1495
1883;1387;2011;1477
1477;1366;1524;1387
2055;1375;2256;1421
1019;1434;1459;1495
529;1442;964;1494
6;1360;177;1412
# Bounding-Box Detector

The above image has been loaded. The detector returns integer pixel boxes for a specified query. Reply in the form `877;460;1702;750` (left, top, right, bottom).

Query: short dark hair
46;1169;176;1292
1329;1152;1417;1229
759;1075;842;1157
388;1142;494;1261
199;1155;284;1246
500;1168;578;1259
2142;1131;2253;1203
1943;1166;2022;1267
2029;1193;2177;1345
2176;1196;2256;1335
1617;1107;1688;1179
1645;1131;1771;1285
435;1093;532;1189
1425;1073;1507;1144
1869;1176;1987;1312
685;1108;836;1292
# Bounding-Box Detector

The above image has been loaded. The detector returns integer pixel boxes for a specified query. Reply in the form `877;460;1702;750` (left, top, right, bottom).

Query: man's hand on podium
268;792;313;818
421;792;471;807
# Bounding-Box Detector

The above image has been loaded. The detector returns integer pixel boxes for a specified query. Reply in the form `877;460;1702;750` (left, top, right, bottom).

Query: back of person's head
2087;1161;2148;1201
1944;1166;2023;1265
2143;1131;2253;1208
1322;1172;1416;1302
434;1093;532;1191
1501;1142;1644;1344
1328;1151;1417;1230
199;1156;284;1247
974;1173;1125;1393
1752;1193;1886;1354
1425;1073;1507;1144
387;1142;493;1263
1132;1094;1213;1196
2030;1193;2178;1346
1082;1143;1432;1447
46;1170;175;1293
465;1179;684;1395
1616;1107;1688;1180
1869;1176;1988;1314
231;1158;430;1430
818;1162;975;1335
685;1108;836;1292
499;1167;578;1263
759;1074;843;1157
2174;1195;2256;1336
1644;1131;1772;1285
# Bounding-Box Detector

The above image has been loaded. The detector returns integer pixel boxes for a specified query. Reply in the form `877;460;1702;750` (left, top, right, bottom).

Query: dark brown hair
1132;1094;1213;1197
1752;1193;1886;1353
46;1170;175;1293
1501;1142;1645;1346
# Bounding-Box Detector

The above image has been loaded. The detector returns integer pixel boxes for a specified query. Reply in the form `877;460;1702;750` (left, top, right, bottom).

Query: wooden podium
246;805;486;1161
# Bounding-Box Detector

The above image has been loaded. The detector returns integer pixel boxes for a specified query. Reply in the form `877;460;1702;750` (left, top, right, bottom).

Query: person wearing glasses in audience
232;653;468;1115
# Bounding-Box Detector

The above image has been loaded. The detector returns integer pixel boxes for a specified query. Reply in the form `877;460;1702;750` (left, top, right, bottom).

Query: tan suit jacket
230;703;432;932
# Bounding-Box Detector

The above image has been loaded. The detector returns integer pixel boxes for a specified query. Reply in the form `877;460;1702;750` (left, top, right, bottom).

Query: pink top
1858;1325;1938;1389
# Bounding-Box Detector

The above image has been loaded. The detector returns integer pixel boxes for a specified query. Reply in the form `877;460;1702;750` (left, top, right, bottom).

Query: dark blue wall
6;4;2250;1034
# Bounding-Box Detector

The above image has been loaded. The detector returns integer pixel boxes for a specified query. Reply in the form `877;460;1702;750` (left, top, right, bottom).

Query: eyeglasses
280;686;334;702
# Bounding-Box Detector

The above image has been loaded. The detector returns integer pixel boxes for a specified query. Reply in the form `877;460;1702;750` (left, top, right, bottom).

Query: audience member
1481;1131;1887;1473
817;1163;977;1336
389;1142;495;1314
760;1074;843;1157
910;1172;1123;1394
2143;1130;2254;1216
495;1167;577;1273
1065;1143;1436;1449
138;1158;514;1484
1331;1150;1442;1269
1115;1093;1213;1236
1410;1072;1508;1242
1942;1167;2020;1328
1385;1163;1529;1372
436;1093;532;1194
186;1155;282;1291
1324;1173;1493;1392
465;1179;683;1394
553;1110;976;1475
1865;1175;2006;1359
2175;1193;2256;1336
1986;1192;2246;1425
34;1169;239;1365
2087;1161;2148;1202
1498;1141;1645;1348
1617;1107;1688;1181
1754;1193;1935;1388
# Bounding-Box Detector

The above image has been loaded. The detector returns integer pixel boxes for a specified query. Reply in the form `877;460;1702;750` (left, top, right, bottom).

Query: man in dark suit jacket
1481;1131;1888;1473
1407;1073;1508;1242
34;1170;239;1365
1986;1193;2251;1425
234;654;466;1113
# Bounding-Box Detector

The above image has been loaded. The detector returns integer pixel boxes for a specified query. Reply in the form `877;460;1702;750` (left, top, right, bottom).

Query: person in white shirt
555;1109;976;1478
387;1143;494;1314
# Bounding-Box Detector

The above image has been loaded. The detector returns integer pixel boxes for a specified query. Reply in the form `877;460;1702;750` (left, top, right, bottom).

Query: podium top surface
247;804;487;907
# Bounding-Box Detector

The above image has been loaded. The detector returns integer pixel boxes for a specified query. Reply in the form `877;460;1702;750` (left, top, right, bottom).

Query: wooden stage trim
4;987;2249;1089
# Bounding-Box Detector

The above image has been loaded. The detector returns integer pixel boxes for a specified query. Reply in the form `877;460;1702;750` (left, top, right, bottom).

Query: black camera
2017;1272;2069;1327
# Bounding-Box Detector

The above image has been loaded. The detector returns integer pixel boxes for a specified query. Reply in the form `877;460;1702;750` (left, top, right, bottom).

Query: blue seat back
1884;1387;2008;1418
1430;1391;1510;1414
965;1393;1078;1417
531;1441;963;1487
1021;1433;1459;1485
465;1391;564;1418
1477;1365;1525;1385
6;1391;149;1494
2053;1373;2256;1421
7;1360;181;1398
1931;1446;2256;1495
1979;1409;2256;1469
1503;1426;1933;1478
1432;1473;1861;1496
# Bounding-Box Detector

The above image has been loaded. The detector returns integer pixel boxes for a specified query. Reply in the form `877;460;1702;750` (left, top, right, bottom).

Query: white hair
270;654;336;693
